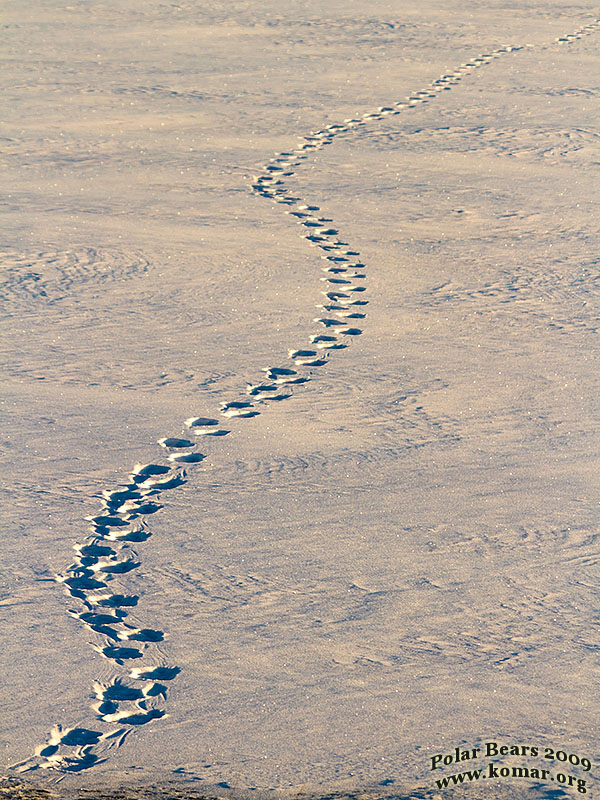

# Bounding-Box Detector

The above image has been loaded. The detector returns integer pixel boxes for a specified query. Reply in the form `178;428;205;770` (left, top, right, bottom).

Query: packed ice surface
1;0;599;798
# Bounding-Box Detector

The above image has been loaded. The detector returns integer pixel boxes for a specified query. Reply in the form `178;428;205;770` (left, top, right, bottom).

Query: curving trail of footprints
12;19;600;776
555;17;600;43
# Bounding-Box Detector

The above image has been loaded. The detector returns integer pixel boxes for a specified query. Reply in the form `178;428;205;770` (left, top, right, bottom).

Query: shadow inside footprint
109;528;152;543
87;516;130;528
167;452;205;464
124;628;164;642
99;680;144;701
78;611;126;626
75;543;115;558
131;502;163;515
137;475;186;491
95;558;140;574
115;709;165;726
97;594;139;608
60;753;103;772
130;464;171;481
130;666;180;680
63;575;107;591
221;401;259;418
60;728;103;747
158;437;193;448
185;417;219;428
101;645;143;662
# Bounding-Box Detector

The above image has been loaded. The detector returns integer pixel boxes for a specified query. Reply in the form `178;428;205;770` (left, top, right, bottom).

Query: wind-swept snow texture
1;2;599;798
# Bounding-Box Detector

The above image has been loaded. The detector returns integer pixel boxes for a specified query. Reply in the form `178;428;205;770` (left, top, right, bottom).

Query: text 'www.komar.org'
430;742;593;794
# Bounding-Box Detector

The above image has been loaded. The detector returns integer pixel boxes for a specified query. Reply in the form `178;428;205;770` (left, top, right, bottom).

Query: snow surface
1;1;599;798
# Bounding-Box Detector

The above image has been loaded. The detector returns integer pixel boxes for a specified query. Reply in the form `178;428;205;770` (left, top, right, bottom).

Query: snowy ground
1;1;599;798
